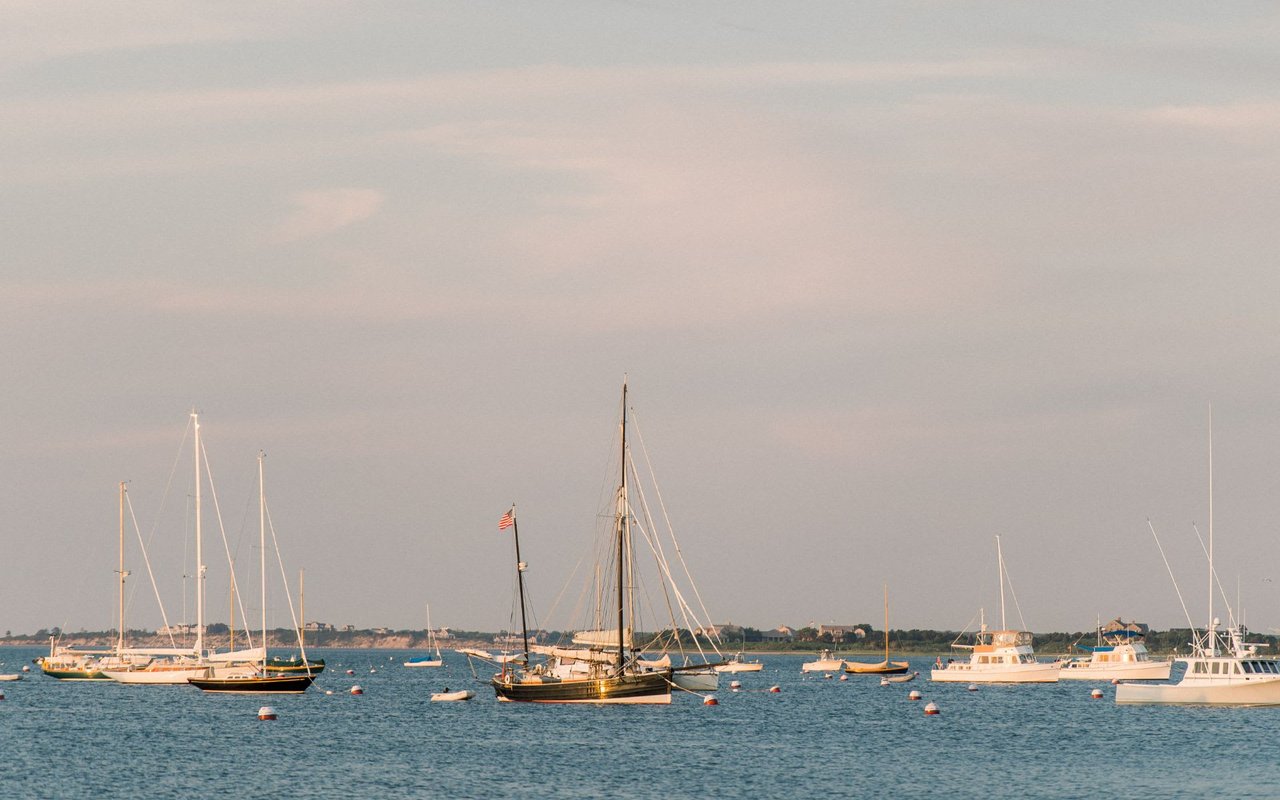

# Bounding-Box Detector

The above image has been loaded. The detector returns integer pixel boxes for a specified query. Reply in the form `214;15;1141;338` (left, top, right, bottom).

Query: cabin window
1193;662;1207;674
1245;662;1255;674
1211;662;1221;675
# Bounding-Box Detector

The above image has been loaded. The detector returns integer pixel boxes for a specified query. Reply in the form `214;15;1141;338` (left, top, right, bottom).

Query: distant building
303;621;335;632
158;623;201;636
762;626;794;642
697;622;743;639
817;624;865;642
372;627;391;635
342;624;356;632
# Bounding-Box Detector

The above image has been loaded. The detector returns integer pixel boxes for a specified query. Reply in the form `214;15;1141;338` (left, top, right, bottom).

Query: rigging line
199;437;255;651
631;411;722;651
126;488;179;649
1191;522;1238;629
264;499;304;651
1002;548;1028;632
1148;519;1197;636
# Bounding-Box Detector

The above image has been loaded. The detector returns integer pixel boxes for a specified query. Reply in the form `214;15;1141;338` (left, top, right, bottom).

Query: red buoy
346;669;355;675
924;701;940;715
703;695;718;705
908;690;922;701
1091;688;1104;699
350;685;364;695
258;706;277;720
768;685;781;693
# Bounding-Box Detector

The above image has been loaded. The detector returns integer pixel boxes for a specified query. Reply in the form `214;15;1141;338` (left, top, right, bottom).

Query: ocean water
2;648;1278;798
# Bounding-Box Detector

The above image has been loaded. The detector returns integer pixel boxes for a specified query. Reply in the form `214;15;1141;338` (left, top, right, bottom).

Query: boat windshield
984;631;1032;648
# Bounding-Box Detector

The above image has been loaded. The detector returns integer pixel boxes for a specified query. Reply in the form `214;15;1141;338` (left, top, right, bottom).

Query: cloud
270;188;385;243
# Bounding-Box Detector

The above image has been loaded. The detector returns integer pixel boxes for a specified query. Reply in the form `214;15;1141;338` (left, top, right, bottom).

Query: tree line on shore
5;624;1271;656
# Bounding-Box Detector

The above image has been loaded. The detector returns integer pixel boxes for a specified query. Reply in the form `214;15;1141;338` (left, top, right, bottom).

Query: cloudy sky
5;2;1280;639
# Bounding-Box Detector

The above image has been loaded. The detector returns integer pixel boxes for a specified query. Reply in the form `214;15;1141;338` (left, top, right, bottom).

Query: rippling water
3;647;1278;798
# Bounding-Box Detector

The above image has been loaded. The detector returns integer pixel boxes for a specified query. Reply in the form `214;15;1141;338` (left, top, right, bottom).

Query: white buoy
346;669;355;675
1091;688;1104;699
924;701;940;715
880;678;890;687
350;685;364;695
325;690;334;695
369;668;377;673
21;665;30;672
967;683;978;692
729;680;742;691
839;674;848;682
908;689;922;701
703;695;718;705
768;685;781;693
258;706;277;720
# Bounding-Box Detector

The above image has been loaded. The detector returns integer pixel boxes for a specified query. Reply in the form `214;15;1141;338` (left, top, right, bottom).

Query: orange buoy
350;685;364;695
703;695;718;705
908;690;922;701
768;685;781;693
258;706;278;720
1091;688;1104;699
924;701;940;715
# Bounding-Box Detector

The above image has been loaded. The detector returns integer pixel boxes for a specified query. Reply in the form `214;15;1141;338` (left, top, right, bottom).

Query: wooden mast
883;584;889;663
617;380;628;669
259;451;266;671
511;506;531;667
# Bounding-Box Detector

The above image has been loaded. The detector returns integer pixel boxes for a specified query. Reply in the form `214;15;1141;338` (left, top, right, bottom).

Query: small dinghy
430;689;475;702
885;671;919;684
0;674;23;682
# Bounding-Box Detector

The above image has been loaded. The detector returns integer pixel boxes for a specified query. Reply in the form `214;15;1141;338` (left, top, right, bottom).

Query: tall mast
299;570;305;653
510;506;531;666
996;535;1006;630
117;481;127;656
617;381;628;668
193;410;205;657
259;451;267;670
1208;403;1215;654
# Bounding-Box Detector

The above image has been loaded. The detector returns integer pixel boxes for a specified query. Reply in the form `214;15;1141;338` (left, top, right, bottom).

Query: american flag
498;509;515;530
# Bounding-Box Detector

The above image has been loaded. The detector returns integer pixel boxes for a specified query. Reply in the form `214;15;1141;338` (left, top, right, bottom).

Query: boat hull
39;668;109;681
930;663;1061;683
403;659;443;668
102;666;214;685
671;670;718;691
1115;677;1280;705
188;674;316;693
263;658;326;675
801;660;845;673
845;660;910;675
715;662;763;673
492;669;672;704
1058;661;1172;681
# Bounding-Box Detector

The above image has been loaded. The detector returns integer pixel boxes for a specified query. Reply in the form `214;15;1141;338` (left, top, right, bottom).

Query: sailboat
264;571;326;674
404;605;444;667
38;483;153;681
103;412;263;685
1116;411;1280;705
490;382;673;704
845;585;910;675
930;537;1061;683
189;452;316;693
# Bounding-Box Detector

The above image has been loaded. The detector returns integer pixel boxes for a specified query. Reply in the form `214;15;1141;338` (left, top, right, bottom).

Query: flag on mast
498;508;515;530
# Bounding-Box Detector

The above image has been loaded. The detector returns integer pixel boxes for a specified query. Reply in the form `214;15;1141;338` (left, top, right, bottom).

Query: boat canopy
531;644;617;664
205;646;266;663
976;630;1033;649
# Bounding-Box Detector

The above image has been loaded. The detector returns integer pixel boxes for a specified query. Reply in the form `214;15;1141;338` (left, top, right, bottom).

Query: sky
5;2;1280;639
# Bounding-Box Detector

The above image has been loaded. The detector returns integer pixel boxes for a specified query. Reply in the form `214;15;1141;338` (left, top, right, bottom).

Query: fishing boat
1056;619;1171;681
930;538;1061;683
801;649;845;673
1116;413;1280;705
189;452;316;694
491;382;673;704
404;605;444;667
715;652;764;673
845;585;910;675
